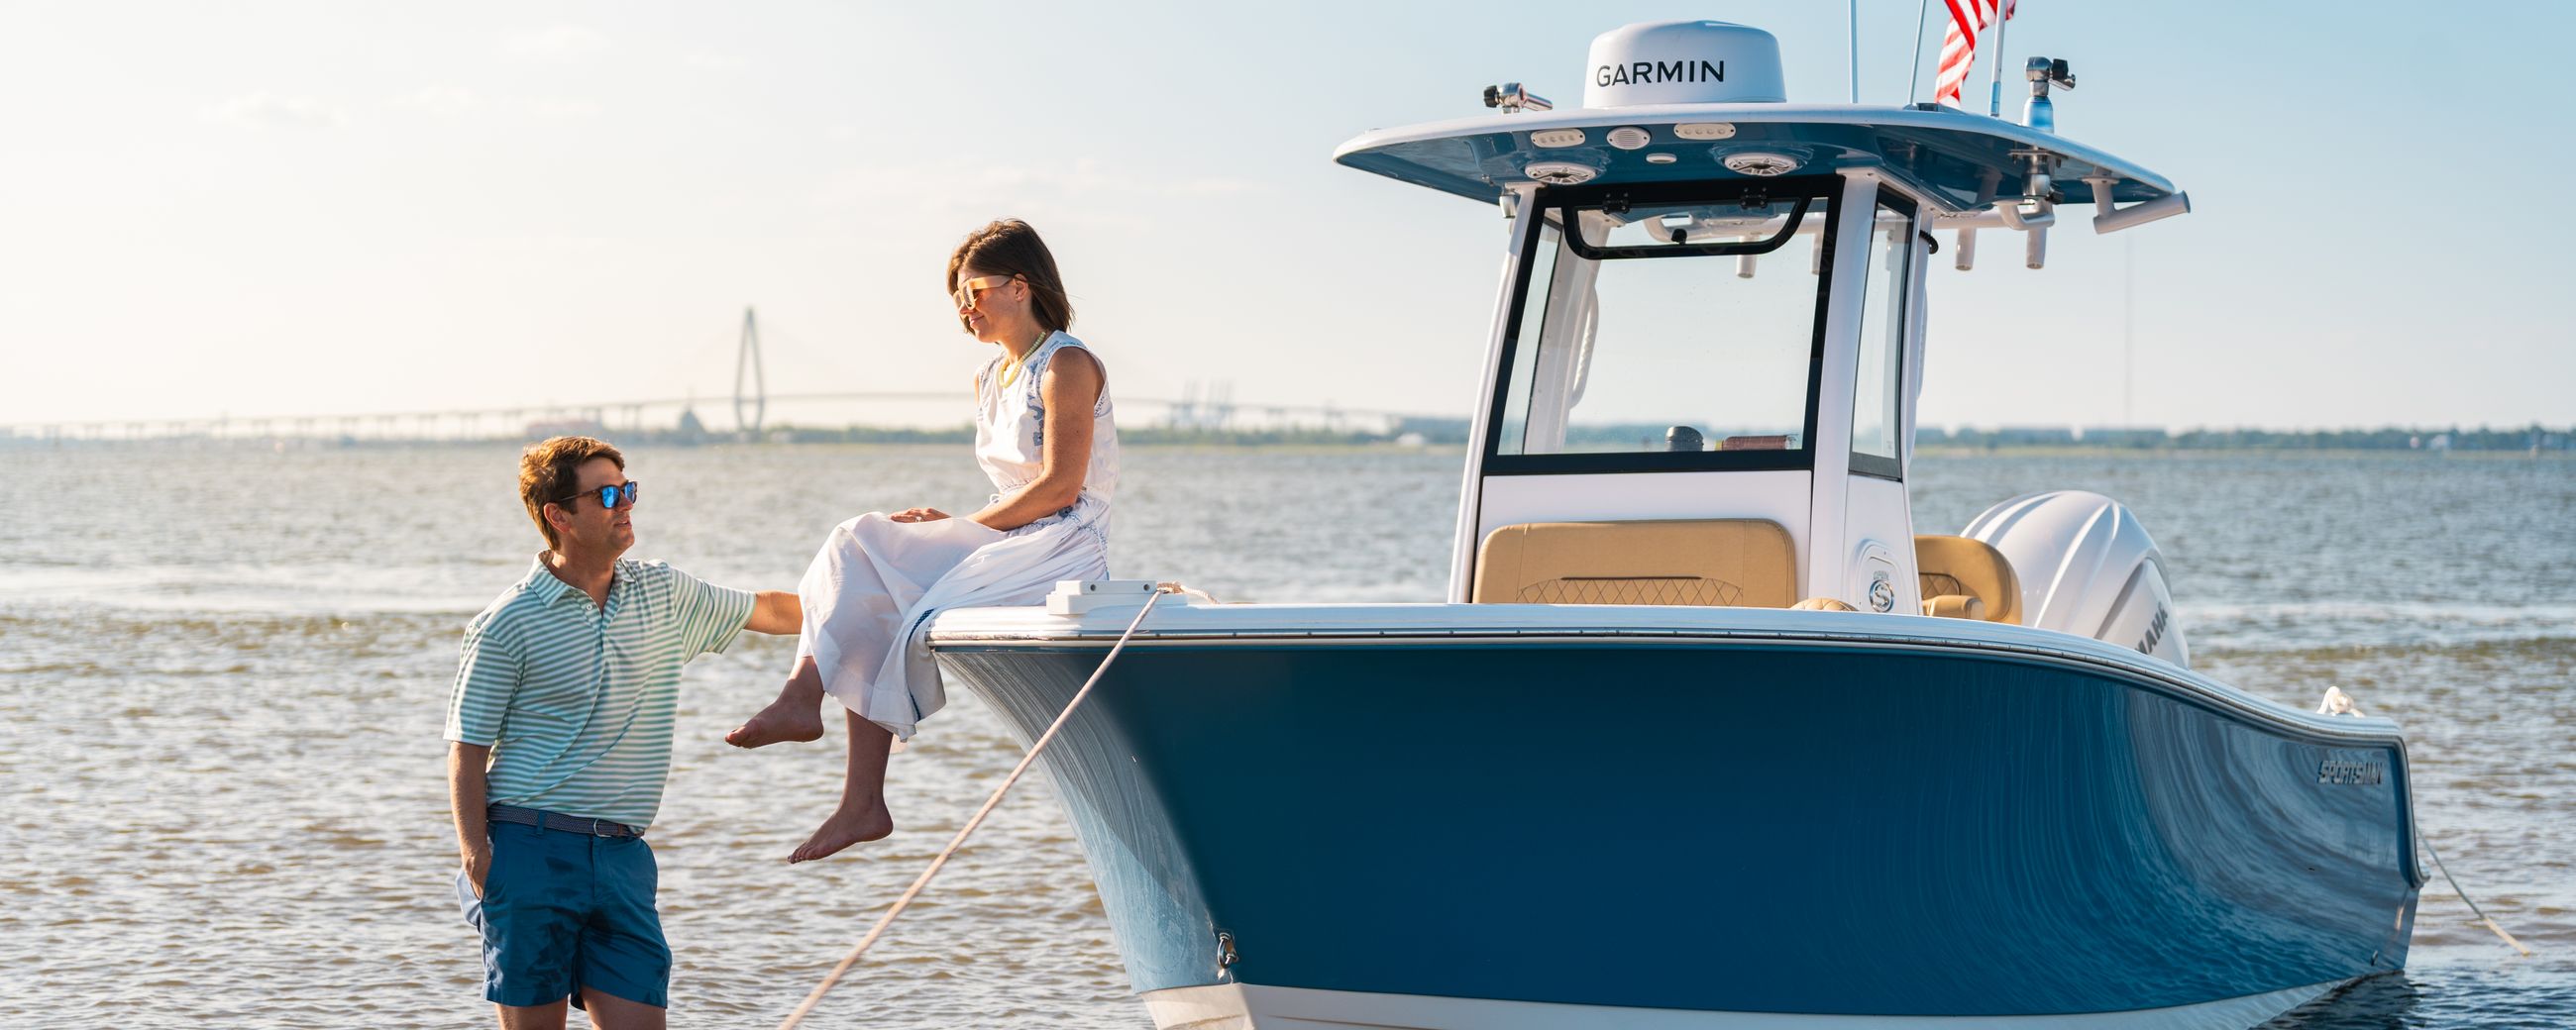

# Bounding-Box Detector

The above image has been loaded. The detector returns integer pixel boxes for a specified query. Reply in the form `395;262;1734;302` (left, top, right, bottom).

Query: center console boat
927;20;2420;1029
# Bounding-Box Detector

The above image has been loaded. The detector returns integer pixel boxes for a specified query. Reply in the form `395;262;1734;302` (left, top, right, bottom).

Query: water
1;446;2567;1027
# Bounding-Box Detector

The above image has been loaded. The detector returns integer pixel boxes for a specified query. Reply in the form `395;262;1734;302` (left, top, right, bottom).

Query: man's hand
463;844;493;898
889;507;950;523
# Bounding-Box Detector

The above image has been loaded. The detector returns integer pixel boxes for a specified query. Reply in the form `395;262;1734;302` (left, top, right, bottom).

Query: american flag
1935;0;2015;109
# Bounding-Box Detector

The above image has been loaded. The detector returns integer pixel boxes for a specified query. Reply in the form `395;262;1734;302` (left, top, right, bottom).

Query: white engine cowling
1961;490;2189;668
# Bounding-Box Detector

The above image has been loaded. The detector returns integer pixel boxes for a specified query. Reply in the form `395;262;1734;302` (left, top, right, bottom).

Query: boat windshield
1490;180;1839;472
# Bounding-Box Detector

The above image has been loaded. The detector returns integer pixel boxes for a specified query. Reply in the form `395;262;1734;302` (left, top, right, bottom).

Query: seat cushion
1472;520;1798;608
1914;535;2022;625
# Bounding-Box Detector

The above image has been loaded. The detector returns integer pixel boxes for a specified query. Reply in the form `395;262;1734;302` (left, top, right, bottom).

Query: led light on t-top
922;20;2414;1030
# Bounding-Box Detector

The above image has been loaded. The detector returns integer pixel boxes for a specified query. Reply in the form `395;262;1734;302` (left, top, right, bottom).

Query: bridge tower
734;307;767;437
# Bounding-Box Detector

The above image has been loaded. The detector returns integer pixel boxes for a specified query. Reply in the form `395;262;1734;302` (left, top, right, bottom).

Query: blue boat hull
937;631;2418;1018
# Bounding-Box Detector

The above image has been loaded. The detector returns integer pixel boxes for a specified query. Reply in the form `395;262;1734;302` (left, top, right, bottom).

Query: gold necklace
994;331;1047;390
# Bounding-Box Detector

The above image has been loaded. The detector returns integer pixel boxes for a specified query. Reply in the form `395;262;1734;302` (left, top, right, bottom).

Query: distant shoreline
1912;446;2572;461
8;417;2569;456
9;437;2569;461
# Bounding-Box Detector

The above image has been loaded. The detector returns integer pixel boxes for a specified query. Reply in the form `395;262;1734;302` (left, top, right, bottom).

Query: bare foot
725;693;825;749
788;797;894;863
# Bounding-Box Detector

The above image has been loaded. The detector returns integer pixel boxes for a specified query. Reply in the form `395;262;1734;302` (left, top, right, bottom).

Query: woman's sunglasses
556;481;639;510
952;274;1017;311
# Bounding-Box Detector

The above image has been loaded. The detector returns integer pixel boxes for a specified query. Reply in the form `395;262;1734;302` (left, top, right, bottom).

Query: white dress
795;331;1118;739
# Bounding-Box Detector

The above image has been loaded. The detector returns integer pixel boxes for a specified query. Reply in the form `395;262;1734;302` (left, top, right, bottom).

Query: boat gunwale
935;620;2400;743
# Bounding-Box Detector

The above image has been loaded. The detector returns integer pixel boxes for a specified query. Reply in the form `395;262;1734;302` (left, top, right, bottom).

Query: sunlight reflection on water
0;446;2566;1027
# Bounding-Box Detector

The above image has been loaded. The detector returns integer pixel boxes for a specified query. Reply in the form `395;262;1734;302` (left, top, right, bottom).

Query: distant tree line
1400;419;2572;452
74;417;2542;451
1927;424;2570;452
731;420;2572;452
747;425;1427;447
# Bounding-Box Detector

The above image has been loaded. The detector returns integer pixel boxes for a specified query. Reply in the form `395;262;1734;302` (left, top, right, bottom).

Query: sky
2;0;2570;432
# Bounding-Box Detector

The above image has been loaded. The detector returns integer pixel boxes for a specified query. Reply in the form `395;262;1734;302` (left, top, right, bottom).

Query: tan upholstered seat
1914;535;2022;625
1472;520;1798;608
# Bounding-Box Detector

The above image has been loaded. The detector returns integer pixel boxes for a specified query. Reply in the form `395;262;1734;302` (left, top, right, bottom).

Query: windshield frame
1848;188;1924;484
1481;176;1849;476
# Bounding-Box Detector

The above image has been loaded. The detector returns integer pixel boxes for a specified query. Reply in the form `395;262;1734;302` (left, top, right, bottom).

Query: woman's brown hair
946;219;1073;333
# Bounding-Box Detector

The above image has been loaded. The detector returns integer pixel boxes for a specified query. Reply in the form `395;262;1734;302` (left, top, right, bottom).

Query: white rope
778;584;1181;1029
2422;835;2535;957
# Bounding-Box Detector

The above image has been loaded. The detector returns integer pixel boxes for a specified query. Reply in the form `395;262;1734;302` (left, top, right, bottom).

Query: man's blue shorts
455;819;669;1009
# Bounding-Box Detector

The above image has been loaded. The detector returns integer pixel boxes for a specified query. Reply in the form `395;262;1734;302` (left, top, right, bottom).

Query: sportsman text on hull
1583;21;1787;107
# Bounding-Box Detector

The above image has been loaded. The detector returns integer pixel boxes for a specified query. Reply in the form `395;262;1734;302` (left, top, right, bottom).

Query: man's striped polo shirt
445;557;756;829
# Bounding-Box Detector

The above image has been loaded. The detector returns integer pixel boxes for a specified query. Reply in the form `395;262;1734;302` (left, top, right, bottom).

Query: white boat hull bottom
1141;978;2353;1030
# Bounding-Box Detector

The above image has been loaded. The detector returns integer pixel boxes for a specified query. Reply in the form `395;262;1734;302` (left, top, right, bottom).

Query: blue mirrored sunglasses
557;480;639;510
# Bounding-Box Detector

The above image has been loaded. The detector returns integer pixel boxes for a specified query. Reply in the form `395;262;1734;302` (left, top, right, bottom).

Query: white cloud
395;85;476;117
684;52;743;71
501;25;609;61
202;91;347;129
527;97;601;120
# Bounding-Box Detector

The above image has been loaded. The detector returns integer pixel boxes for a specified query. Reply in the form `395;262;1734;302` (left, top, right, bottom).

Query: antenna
1986;2;2012;116
1848;0;1861;103
1906;0;1933;106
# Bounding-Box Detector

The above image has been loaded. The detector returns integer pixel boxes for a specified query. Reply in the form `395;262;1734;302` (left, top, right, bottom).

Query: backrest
1472;520;1798;607
1914;534;2022;625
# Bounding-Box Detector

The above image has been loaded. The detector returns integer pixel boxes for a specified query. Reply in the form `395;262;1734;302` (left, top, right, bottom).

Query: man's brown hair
946;219;1073;334
518;436;625;550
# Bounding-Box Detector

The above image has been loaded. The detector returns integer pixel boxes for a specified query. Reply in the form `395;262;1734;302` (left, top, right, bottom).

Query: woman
726;219;1117;863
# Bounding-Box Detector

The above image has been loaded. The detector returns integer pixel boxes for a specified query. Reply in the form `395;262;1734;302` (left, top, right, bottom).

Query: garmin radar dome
1583;20;1786;108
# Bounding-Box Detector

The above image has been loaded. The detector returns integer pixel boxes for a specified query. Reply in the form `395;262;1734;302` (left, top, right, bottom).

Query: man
446;436;800;1029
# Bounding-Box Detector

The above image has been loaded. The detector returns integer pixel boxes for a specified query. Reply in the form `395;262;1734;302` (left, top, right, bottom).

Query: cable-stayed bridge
4;309;1447;445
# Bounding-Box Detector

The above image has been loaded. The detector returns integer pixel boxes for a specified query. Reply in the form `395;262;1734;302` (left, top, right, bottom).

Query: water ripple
0;447;2566;1027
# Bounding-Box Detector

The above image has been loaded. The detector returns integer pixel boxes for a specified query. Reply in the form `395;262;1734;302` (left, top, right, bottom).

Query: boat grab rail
1562;196;1814;259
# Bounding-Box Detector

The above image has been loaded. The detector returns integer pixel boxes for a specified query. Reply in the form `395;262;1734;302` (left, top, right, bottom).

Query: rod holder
2088;178;2193;234
1994;199;2055;232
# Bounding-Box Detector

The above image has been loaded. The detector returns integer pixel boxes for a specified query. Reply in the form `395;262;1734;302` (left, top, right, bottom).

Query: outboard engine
1961;491;2188;668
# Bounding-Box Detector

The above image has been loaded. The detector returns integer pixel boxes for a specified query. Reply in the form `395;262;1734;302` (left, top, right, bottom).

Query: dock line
2422;835;2534;957
777;583;1185;1028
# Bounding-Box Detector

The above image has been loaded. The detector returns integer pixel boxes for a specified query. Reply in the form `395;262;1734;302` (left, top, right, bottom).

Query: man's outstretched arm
449;743;493;894
745;590;801;636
